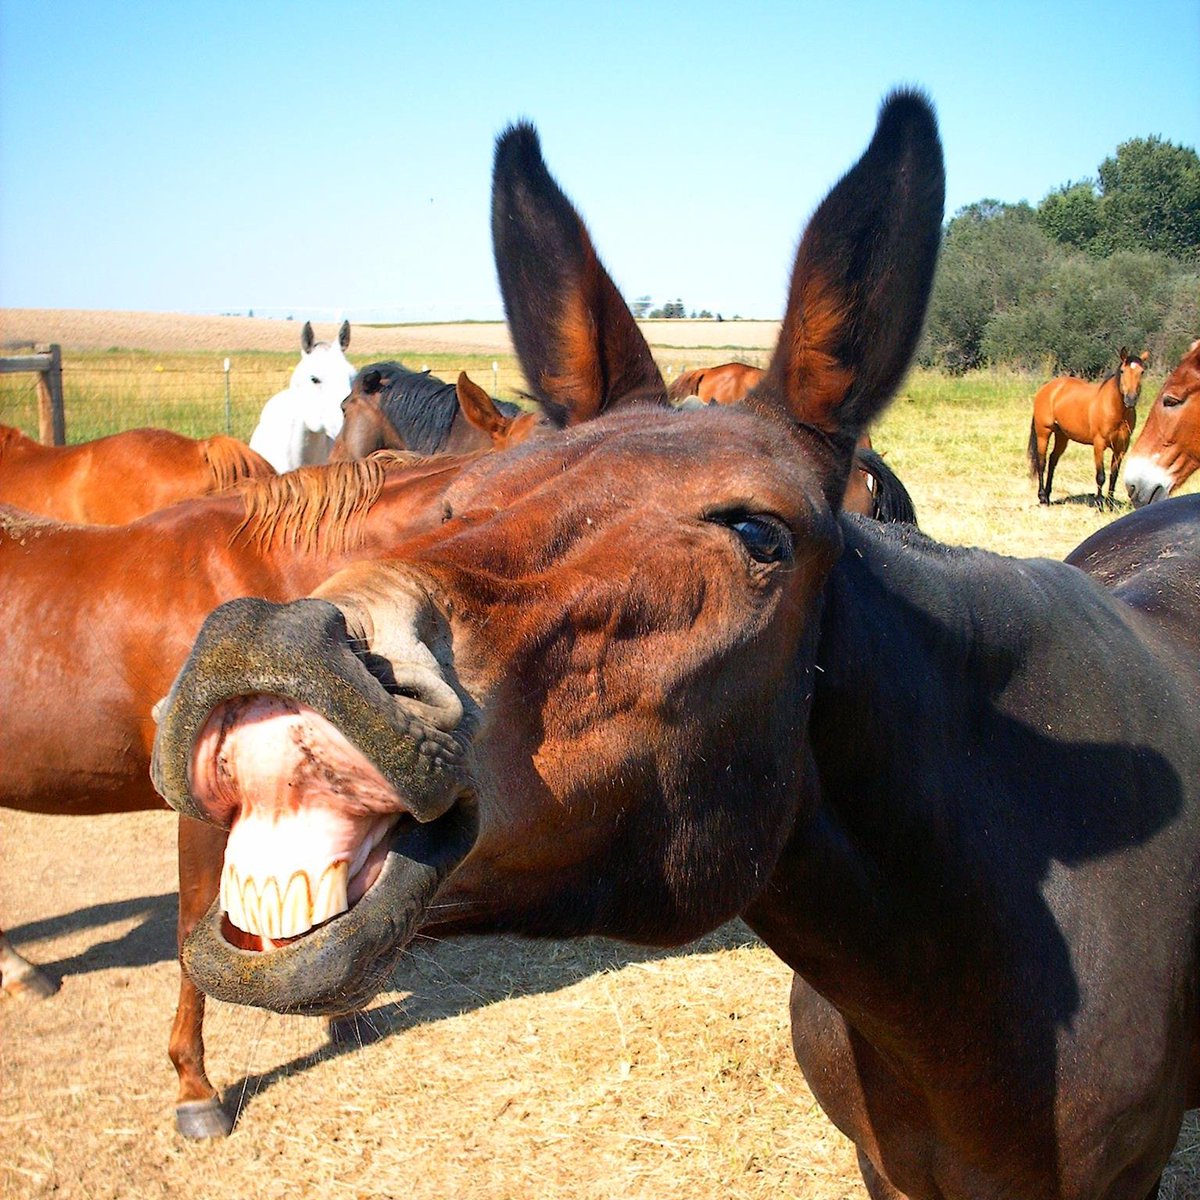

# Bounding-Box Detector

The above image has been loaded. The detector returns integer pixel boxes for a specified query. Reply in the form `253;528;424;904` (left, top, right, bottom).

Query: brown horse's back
667;363;764;405
0;426;273;524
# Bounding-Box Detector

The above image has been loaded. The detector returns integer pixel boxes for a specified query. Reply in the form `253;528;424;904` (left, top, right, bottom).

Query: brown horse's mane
0;425;29;457
201;435;271;492
233;451;426;554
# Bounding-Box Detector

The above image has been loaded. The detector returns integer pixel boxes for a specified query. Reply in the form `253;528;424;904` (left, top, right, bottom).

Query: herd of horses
3;92;1200;1200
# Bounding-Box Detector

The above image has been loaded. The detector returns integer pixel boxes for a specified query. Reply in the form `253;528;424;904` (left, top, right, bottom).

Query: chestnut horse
1028;349;1149;507
330;363;544;461
1124;338;1200;506
667;361;764;404
0;424;274;523
0;452;475;1137
333;362;549;460
153;94;1200;1199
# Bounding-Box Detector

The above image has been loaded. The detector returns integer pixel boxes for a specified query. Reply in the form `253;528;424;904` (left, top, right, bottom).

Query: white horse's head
290;320;356;438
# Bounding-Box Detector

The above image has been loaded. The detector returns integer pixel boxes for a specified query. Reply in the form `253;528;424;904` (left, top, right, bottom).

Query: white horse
249;321;356;472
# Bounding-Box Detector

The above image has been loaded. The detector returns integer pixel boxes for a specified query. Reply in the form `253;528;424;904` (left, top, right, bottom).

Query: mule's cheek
191;697;413;943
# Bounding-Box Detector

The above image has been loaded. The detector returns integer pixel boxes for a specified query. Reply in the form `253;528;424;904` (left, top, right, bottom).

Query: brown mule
153;95;1198;1199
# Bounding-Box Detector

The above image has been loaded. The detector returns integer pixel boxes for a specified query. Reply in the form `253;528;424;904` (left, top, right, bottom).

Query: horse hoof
175;1097;234;1139
3;968;59;1000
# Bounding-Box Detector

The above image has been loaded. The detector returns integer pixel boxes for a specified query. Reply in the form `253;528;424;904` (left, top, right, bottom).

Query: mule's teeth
222;864;244;930
312;861;349;926
280;872;314;938
241;876;262;936
259;878;283;940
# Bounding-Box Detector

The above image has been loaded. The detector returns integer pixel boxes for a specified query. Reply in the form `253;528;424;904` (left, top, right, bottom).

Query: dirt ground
2;309;1198;1198
1;808;866;1200
0;309;780;357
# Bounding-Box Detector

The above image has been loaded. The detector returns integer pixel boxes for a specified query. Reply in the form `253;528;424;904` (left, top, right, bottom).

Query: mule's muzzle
150;595;478;1014
151;596;463;826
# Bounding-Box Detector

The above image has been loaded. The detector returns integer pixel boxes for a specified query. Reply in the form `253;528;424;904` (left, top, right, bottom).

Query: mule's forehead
443;404;829;516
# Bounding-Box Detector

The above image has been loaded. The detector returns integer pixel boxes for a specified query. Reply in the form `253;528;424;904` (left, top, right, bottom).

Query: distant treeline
919;134;1199;376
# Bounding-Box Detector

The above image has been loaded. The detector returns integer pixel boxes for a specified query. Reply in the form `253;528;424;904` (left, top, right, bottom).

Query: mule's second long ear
301;321;316;354
339;320;351;351
491;122;668;426
751;91;944;496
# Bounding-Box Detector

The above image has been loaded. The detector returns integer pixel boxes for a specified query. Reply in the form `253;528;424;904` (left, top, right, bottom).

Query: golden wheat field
2;310;1199;1199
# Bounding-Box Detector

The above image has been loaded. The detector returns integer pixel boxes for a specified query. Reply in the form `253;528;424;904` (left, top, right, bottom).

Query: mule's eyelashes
712;512;795;565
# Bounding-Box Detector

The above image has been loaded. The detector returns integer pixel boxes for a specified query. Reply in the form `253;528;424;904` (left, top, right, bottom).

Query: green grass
2;352;1192;563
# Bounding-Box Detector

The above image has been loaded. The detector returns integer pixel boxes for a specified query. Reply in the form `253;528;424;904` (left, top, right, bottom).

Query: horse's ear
456;371;512;440
1118;346;1129;362
491;121;668;427
746;91;944;504
361;369;382;395
1140;349;1151;367
301;321;316;354
339;321;351;351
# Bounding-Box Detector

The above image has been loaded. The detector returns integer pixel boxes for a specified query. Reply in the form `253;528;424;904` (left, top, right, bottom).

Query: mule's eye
311;375;321;385
1162;393;1184;408
717;514;793;564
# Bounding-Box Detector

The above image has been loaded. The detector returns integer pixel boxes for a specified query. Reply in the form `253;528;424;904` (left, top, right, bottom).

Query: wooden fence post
0;344;66;444
37;344;65;445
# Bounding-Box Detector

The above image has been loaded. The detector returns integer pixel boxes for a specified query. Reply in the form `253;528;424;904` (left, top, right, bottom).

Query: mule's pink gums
192;696;410;940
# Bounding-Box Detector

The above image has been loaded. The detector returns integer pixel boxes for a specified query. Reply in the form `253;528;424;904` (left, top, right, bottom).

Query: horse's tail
1026;418;1041;480
202;435;277;492
667;368;705;402
855;448;917;526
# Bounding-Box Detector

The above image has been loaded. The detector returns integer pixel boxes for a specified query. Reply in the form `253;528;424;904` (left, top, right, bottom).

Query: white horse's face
291;340;356;438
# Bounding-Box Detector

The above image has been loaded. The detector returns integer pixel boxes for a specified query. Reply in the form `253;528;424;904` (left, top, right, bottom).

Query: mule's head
1126;338;1200;506
291;319;357;439
329;364;408;460
151;92;944;1015
1117;346;1149;407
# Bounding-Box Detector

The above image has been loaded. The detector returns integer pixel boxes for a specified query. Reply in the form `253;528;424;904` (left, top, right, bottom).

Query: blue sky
2;0;1197;322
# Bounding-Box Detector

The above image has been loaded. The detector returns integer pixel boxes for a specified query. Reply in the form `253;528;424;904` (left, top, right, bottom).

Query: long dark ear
748;91;944;505
301;321;316;354
491;122;668;427
339;320;351;351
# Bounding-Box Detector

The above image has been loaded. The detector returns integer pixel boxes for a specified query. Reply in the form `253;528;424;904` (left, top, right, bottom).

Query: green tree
1037;181;1101;251
1094;136;1200;259
921;201;1060;371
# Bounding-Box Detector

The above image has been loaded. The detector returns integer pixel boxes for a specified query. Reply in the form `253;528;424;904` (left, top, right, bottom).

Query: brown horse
329;362;545;461
153;94;1200;1199
0;451;475;1137
1124;338;1200;506
667;361;764;404
1028;349;1149;507
0;424;275;523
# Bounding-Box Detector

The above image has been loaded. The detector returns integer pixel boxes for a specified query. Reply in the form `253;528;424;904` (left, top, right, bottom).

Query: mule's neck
743;515;1183;1023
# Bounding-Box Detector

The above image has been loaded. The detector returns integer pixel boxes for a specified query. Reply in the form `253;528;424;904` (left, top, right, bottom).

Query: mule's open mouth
177;692;476;1015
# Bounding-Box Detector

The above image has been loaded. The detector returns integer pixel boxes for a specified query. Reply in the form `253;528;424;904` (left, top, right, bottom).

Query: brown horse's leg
169;816;233;1139
0;929;58;998
1093;437;1109;508
1108;443;1127;510
1043;429;1069;506
1032;425;1052;504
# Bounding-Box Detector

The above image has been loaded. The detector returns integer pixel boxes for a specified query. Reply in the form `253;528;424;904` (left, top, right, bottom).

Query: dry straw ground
2;311;1198;1199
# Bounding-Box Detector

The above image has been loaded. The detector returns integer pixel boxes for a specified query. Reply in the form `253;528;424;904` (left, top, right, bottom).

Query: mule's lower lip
183;801;477;1016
